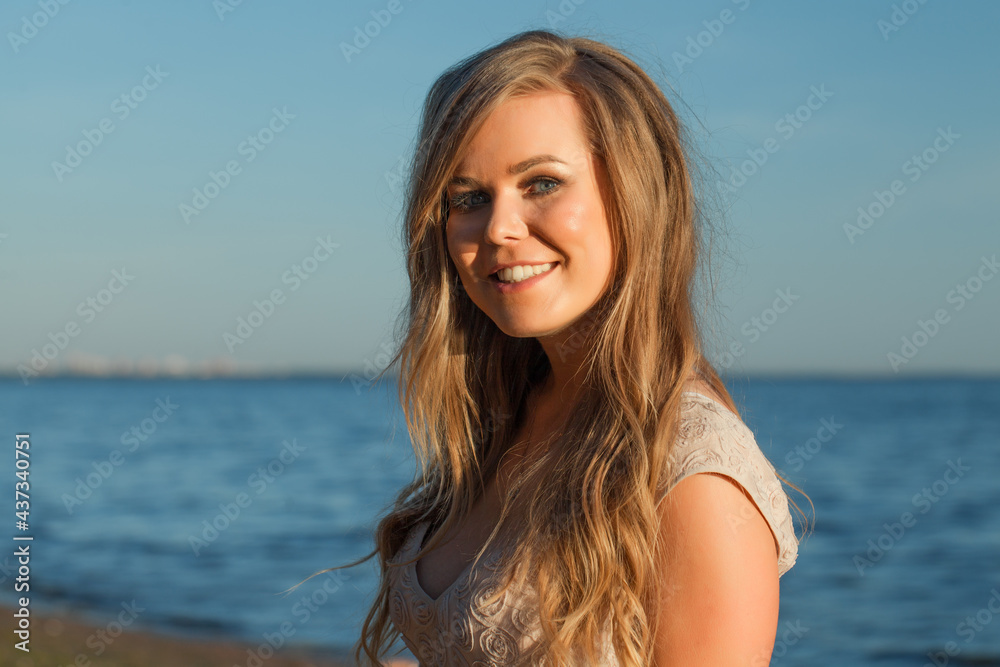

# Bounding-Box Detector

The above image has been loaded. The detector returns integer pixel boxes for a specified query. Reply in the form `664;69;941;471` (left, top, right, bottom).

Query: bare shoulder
652;471;780;665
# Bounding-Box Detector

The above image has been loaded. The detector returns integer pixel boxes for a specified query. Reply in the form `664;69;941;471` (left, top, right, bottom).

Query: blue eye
448;176;561;214
533;178;558;194
449;191;488;211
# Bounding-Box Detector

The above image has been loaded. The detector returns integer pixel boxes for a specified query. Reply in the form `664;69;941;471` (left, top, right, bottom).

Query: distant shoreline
0;370;387;381
2;371;995;381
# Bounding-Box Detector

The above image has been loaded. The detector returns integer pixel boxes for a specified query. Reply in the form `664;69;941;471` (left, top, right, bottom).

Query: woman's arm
652;472;780;666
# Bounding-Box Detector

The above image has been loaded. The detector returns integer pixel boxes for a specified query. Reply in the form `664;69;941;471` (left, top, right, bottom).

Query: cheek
444;229;457;264
542;194;610;258
445;230;478;277
444;224;463;258
447;219;475;250
559;198;614;291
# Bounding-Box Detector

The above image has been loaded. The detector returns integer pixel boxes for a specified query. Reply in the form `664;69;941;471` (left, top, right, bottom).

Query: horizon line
1;369;998;382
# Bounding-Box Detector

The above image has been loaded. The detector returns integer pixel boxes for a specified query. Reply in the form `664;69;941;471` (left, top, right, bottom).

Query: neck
533;316;595;412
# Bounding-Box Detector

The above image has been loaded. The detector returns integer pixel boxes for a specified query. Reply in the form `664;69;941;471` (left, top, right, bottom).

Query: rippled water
0;376;997;665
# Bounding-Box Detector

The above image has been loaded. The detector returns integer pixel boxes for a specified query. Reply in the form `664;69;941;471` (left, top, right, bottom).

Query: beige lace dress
386;391;800;665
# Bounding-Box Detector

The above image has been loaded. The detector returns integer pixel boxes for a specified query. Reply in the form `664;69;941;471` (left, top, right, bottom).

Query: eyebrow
447;154;567;188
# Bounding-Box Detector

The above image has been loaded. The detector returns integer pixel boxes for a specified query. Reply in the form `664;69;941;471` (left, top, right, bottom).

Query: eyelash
447;176;562;213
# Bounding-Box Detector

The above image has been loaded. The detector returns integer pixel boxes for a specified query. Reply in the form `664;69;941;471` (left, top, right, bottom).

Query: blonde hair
310;28;810;666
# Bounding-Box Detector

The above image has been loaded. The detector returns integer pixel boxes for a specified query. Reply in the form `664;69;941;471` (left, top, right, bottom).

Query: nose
482;190;529;245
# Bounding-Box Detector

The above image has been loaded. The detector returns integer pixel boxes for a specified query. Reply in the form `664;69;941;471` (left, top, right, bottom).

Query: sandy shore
0;604;419;667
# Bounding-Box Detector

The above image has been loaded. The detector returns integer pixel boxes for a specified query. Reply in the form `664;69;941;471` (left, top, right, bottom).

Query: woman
346;29;808;666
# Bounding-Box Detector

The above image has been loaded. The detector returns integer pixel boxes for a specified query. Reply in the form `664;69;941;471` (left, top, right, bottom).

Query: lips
490;261;557;293
497;263;554;284
486;260;559;277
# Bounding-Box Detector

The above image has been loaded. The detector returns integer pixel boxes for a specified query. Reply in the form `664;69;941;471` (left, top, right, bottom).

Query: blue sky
2;0;997;378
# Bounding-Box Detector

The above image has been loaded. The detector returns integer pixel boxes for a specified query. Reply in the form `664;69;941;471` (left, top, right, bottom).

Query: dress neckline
408;520;507;605
406;391;728;604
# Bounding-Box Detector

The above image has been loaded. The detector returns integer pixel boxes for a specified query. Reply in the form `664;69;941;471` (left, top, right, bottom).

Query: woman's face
445;90;614;340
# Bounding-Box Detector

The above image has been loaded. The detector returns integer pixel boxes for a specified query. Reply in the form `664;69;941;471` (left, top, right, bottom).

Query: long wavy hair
308;29;810;666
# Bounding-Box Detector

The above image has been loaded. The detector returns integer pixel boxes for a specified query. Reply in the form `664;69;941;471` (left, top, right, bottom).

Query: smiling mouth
489;262;558;284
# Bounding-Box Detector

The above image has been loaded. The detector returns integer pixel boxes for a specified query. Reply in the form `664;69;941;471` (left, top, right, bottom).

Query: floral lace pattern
660;392;799;577
386;392;799;665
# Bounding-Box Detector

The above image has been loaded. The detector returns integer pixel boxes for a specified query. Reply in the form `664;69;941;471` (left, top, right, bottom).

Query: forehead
453;90;590;175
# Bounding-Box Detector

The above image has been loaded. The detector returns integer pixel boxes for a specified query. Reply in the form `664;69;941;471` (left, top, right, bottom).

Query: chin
490;315;565;339
493;322;540;339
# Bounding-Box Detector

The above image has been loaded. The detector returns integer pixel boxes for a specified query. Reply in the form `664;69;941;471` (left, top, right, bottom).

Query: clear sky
2;0;997;378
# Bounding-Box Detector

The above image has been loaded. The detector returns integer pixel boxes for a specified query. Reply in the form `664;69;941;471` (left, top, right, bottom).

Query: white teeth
496;262;554;284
